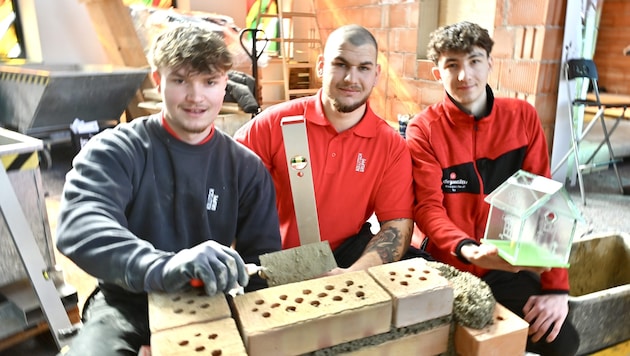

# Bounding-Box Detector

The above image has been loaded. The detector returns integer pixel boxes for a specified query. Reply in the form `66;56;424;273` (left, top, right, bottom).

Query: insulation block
232;270;393;356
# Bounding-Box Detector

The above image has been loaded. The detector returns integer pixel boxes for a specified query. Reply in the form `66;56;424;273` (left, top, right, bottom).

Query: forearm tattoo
364;224;403;263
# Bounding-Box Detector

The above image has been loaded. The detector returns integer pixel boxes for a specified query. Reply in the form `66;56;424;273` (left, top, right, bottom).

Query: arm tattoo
364;225;402;263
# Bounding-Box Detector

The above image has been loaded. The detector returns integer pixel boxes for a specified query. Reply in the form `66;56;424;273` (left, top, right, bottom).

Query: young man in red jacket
405;21;579;355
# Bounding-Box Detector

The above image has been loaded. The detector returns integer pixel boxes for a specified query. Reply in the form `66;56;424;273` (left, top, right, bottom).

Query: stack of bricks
148;258;528;355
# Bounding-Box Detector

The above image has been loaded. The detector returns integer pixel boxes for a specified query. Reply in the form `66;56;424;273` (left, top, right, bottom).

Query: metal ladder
255;0;323;107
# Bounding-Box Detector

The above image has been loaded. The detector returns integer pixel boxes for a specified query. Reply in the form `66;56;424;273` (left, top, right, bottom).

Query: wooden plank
79;0;153;120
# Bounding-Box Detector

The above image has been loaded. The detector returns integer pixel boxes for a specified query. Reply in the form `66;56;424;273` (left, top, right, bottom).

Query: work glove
144;240;249;296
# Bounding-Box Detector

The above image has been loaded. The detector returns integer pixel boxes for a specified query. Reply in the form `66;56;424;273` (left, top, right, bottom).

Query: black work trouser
60;286;149;356
483;270;580;356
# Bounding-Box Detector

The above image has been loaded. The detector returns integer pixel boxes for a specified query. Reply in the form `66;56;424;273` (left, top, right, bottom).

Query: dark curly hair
426;21;494;64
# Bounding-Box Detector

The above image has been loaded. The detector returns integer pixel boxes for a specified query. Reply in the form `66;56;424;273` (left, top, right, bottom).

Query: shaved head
324;24;378;60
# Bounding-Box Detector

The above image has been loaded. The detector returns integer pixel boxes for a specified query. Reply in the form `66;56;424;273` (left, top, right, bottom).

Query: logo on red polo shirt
355;153;366;172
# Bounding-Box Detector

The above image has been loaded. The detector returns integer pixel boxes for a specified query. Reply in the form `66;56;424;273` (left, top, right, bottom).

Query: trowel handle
189;263;264;287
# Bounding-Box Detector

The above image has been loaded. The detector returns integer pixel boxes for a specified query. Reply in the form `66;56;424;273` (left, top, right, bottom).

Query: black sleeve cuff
455;239;480;264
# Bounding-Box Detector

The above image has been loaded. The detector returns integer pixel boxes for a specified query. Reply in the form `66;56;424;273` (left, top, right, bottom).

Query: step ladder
254;0;323;108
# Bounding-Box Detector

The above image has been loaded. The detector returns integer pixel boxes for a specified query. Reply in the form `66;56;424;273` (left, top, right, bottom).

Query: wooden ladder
255;0;322;108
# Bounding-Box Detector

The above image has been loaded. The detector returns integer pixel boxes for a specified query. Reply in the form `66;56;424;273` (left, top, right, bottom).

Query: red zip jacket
406;87;569;292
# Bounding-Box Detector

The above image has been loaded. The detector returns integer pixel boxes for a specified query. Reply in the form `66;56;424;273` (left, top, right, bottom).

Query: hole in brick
390;278;395;281
356;291;365;298
279;295;288;300
211;350;222;356
286;306;297;312
195;346;205;351
194;333;201;337
295;297;304;303
252;308;258;312
318;292;328;298
345;280;354;286
311;301;320;307
271;303;280;308
341;288;349;292
325;285;335;290
189;310;196;315
174;308;183;314
423;269;431;274
172;296;181;302
358;285;364;288
303;289;312;295
332;296;342;301
200;303;209;309
419;276;427;281
405;274;412;278
408;267;416;272
262;312;271;318
389;271;396;275
208;333;218;340
400;281;409;286
496;315;505;321
255;299;264;305
186;299;194;304
179;340;189;346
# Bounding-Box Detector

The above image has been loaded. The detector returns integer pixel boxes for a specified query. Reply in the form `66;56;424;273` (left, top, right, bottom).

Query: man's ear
316;55;324;78
431;66;442;81
151;71;161;92
488;56;494;71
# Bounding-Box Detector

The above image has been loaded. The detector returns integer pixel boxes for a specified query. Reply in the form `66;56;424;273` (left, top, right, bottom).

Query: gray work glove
144;240;249;296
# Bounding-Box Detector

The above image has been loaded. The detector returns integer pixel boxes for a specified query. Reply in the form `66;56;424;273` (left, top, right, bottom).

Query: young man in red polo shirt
235;24;414;273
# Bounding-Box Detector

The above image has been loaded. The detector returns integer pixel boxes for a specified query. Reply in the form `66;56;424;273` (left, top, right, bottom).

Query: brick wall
313;0;567;152
593;0;630;95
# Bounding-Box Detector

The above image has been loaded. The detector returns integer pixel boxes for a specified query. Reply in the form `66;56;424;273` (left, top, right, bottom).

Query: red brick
507;0;550;26
455;303;529;356
389;2;419;28
499;60;539;93
416;60;436;81
492;27;515;59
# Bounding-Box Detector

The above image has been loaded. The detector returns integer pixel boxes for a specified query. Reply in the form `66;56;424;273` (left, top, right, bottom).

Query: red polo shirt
235;90;413;250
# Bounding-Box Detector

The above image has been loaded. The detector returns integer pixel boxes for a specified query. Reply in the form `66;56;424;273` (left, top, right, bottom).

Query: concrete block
151;317;247;356
367;258;453;328
340;323;451;356
232;270;393;356
454;303;528;356
148;290;231;333
568;233;630;355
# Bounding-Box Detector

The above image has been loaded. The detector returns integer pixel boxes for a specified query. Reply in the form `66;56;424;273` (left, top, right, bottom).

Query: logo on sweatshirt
355;153;366;173
206;188;219;211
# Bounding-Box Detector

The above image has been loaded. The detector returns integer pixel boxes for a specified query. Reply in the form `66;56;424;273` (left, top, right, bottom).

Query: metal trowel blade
259;240;337;287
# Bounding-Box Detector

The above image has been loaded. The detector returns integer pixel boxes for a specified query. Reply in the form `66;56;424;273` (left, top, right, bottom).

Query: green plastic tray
482;239;570;268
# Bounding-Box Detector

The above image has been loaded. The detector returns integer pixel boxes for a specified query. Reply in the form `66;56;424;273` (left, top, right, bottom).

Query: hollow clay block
454;303;529;356
148;290;231;333
151;317;247;356
367;258;454;328
232;270;393;356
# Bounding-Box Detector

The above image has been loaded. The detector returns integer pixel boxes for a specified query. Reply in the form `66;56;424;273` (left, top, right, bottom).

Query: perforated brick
151;317;247;356
148;290;231;333
455;303;529;356
367;258;453;327
232;270;393;356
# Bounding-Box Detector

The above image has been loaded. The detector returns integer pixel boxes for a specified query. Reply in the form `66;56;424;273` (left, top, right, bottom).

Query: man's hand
146;240;248;296
523;294;569;342
460;243;550;274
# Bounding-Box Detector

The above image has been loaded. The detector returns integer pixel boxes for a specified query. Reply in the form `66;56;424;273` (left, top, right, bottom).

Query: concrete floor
2;133;630;355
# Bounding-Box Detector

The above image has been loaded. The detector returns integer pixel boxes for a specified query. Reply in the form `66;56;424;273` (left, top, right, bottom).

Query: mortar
567;232;630;355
